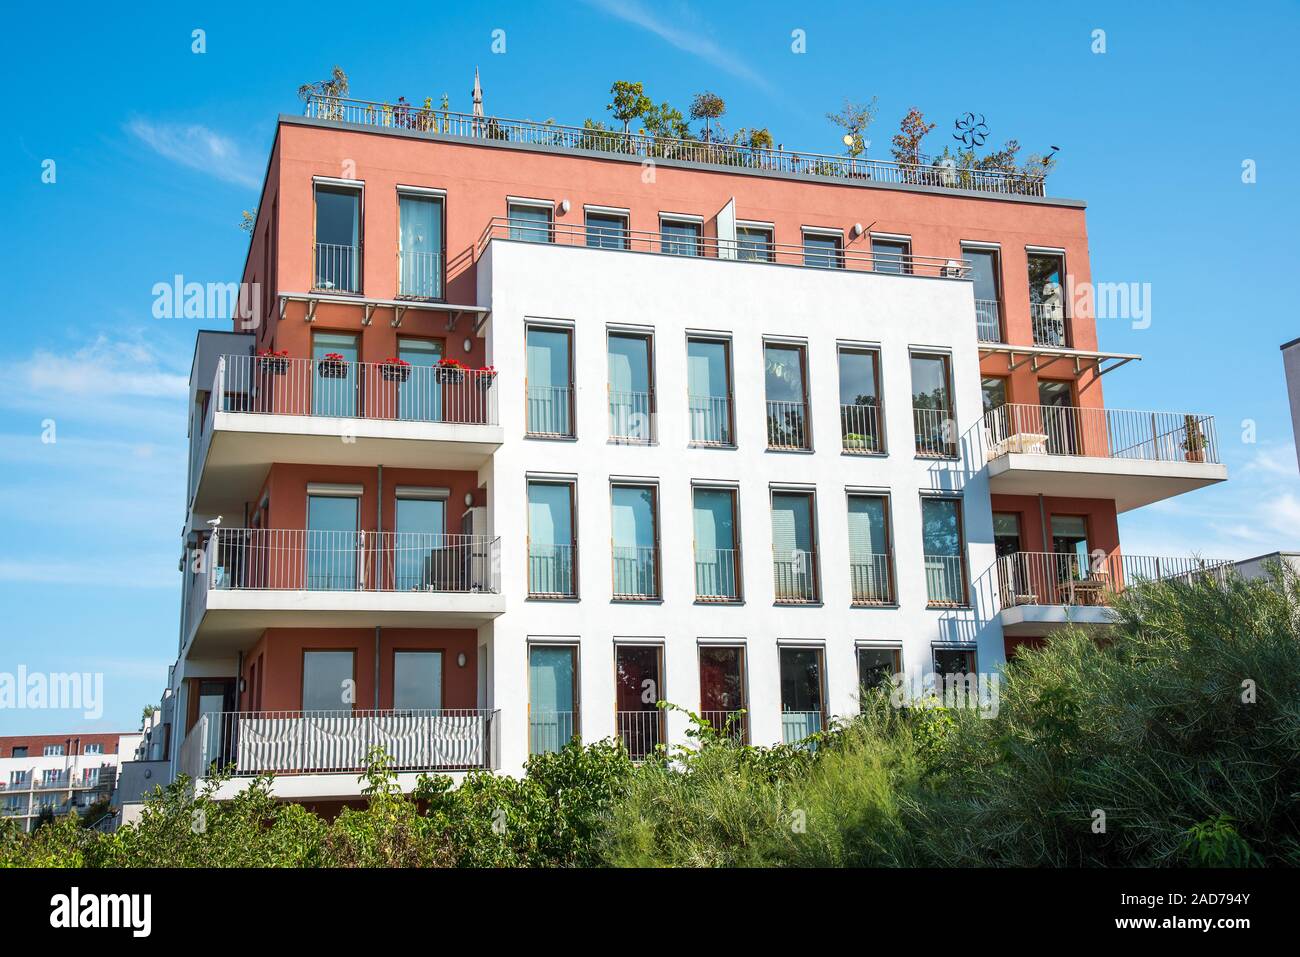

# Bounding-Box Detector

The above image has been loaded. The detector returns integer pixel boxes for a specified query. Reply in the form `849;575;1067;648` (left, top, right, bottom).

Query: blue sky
3;0;1298;734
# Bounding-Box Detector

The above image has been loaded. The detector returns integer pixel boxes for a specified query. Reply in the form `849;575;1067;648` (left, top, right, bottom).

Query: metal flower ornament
953;112;989;149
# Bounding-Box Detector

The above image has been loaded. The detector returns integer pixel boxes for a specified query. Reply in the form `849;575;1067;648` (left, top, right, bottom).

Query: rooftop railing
996;552;1232;610
984;404;1221;465
304;94;1049;197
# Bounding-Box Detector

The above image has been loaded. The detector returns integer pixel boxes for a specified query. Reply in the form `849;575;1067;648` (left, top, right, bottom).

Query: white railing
688;393;733;445
313;241;360;293
203;528;500;594
849;553;894;605
974;299;1001;342
1030;302;1067;346
767;399;810;450
526;384;573;436
781;710;823;745
398;249;443;298
924;554;967;605
913;406;957;457
984;404;1220;464
527;543;576;597
996;551;1232;609
609;389;655;442
528;711;577;756
217;354;498;425
478;217;974;278
840;403;883;453
306;94;1049;197
616;711;664;761
694;547;741;601
182;709;500;777
612;545;659;599
773;550;819;602
701;710;749;743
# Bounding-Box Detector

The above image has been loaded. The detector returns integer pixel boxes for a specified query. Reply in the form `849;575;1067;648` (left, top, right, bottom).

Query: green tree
827;97;879;157
890;106;936;166
607;80;652;136
689;91;726;143
297;65;349;103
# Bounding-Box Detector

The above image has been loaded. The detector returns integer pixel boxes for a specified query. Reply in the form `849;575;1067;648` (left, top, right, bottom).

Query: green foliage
689;91;726;142
826;97;879;157
607;80;652;135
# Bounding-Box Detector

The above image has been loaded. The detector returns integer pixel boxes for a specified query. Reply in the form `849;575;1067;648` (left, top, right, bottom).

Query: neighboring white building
0;732;141;833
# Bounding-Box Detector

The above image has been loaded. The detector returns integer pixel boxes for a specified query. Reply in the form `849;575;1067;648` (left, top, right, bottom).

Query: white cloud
15;335;187;400
0;559;172;589
126;118;261;189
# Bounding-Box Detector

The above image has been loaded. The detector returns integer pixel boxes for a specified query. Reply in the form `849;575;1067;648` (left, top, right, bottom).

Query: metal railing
924;554;967;605
216;354;498;426
204;528;501;594
694;547;741;601
181;709;500;778
913;406;957;457
850;553;894;605
528;711;577;756
701;710;749;743
996;551;1232;609
609;389;655;442
313;241;360;293
477;217;974;278
526;384;573;436
528;543;577;597
840;403;883;453
767;399;811;450
773;549;819;602
984;404;1220;464
398;249;443;298
612;545;659;599
1030;302;1067;347
974;299;1001;342
781;710;824;745
688;393;733;445
616;710;664;761
306;94;1048;197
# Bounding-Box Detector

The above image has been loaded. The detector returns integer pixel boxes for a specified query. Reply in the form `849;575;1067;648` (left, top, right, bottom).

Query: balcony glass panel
398;193;443;297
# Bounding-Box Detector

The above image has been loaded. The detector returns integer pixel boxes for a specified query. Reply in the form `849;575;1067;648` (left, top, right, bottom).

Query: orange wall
990;494;1120;556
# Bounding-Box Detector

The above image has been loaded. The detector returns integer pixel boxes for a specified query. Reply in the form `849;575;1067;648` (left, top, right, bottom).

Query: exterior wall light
457;652;467;668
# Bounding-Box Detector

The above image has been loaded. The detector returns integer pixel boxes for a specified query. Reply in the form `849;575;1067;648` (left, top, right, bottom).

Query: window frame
870;233;913;275
524;322;576;439
526;476;579;599
837;343;886;455
606;327;657;444
777;643;828;737
396;186;447;301
845;490;897;606
609;481;662;601
909;349;958;459
801;227;844;268
920;495;969;607
507;198;555;243
697;642;750;742
685;333;736;448
769;486;821;604
763;338;813;451
301;648;356;713
311;178;364;294
659;214;705;256
691;483;743;603
856;643;903;698
527;641;581;755
584;206;631;250
736;220;775;263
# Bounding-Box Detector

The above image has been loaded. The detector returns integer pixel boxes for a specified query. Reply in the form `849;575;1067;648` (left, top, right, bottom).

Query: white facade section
478;239;1003;772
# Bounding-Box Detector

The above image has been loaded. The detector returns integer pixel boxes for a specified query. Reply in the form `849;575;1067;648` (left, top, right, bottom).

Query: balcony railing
217;355;498;426
688;393;733;446
913;406;957;458
781;710;824;745
767;399;811;450
773;549;819;603
398;249;443;299
996;551;1232;609
701;710;749;743
924;554;967;606
616;710;664;761
306;94;1048;197
984;404;1220;464
694;547;741;601
609;389;655;442
850;553;894;605
528;543;577;597
1029;302;1067;347
974;299;1001;342
477;218;974;278
181;709;500;778
314;241;360;293
840;403;883;453
526;384;573;436
528;711;577;756
612;545;659;599
204;528;500;594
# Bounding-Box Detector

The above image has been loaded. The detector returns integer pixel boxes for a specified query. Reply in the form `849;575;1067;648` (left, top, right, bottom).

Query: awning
978;343;1140;377
278;292;489;331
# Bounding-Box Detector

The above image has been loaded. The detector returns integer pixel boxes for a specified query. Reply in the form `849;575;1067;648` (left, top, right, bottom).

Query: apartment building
1284;337;1300;471
0;732;139;832
170;90;1227;799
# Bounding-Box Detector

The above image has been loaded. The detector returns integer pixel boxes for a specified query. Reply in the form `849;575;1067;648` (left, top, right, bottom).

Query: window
693;487;740;601
83;743;103;755
398;192;444;298
396;337;445;422
586;209;629;249
934;648;976;679
771;490;819;603
529;644;579;755
857;646;901;695
910;352;956;457
686;337;734;446
526;325;574;437
42;768;62;785
1039;380;1078;454
394;651;443;711
611;484;659;599
764;341;811;450
660;217;702;256
981;376;1008;415
1028;251;1067;346
607;331;655;442
737;224;774;262
11;747;27;759
993;513;1022;558
965;246;1002;341
43;744;65;757
312;331;359;418
394;491;448;591
1051;515;1090;578
313;183;361;293
302;650;354;711
838;346;884;454
307;491;360;591
779;647;825;743
871;236;911;274
802;230;843;268
922;497;967;606
527;480;576;597
848;494;893;605
615;645;664;760
699;646;747;741
508;201;553;243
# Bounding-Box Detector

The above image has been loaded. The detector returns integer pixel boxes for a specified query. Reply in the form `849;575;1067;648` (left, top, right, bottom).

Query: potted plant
434;356;466;384
256;348;289;374
843;433;876;452
318;352;348;379
380;357;411;382
1183;415;1207;463
475;365;497;391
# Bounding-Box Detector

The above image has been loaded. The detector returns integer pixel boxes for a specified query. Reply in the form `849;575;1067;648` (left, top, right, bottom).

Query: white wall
480;240;1003;771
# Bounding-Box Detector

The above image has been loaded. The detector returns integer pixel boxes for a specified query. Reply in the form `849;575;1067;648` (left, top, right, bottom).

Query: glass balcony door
314;185;361;292
393;651;443;711
687;338;733;445
780;647;825;743
307;493;359;591
611;485;658;599
398;193;443;298
693;487;739;600
395;495;447;591
615;645;664;759
847;494;892;604
771;491;817;601
608;332;654;442
699;646;747;740
397;337;444;422
527;482;575;596
526;326;573;436
921;497;966;605
312;332;359;418
529;645;577;755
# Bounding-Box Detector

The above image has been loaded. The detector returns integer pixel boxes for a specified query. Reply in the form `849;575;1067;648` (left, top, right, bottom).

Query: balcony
841;403;884;454
528;711;577;756
694;547;741;601
1030;303;1067;346
773;550;819;603
975;299;1002;342
192;355;502;517
525;384;574;437
850;553;894;605
616;710;664;761
913;406;957;458
701;710;749;743
997;551;1232;635
313;242;361;293
308;94;1049;198
612;545;659;600
767;400;811;450
688;394;734;446
984;404;1228;510
609;389;655;443
185;529;503;655
398;249;443;299
180;709;500;783
924;555;968;606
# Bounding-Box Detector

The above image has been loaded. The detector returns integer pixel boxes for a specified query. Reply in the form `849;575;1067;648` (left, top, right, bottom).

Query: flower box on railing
380;357;411;382
318;353;348;379
434;358;466;384
476;366;497;391
257;349;290;375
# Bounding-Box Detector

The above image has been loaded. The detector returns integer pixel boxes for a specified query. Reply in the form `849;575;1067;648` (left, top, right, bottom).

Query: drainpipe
374;627;381;710
375;465;384;712
1038;494;1049;552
